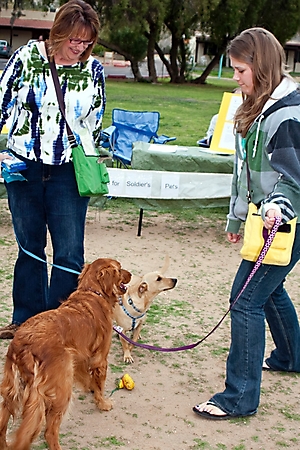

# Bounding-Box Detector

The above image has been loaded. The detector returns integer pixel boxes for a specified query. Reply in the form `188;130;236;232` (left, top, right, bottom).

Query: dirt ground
0;197;300;450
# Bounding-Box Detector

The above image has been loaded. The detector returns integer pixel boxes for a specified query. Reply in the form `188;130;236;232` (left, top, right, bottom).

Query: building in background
0;7;55;51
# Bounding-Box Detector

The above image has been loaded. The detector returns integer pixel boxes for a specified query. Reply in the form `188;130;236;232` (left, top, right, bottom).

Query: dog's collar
88;288;102;297
120;295;143;314
118;296;145;331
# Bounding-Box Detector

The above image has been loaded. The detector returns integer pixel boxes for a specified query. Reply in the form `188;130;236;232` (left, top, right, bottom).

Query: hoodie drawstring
252;114;264;158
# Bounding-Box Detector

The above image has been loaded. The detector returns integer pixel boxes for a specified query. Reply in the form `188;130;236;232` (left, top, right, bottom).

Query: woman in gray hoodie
193;27;300;420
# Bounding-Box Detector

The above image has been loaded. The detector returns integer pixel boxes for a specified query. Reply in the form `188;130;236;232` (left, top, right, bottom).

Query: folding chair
100;108;176;168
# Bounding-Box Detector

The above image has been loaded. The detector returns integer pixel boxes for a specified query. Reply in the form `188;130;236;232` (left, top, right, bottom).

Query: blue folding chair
100;108;176;168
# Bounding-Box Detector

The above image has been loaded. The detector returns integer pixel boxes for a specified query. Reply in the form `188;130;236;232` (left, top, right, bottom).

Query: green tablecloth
129;141;234;210
131;141;234;174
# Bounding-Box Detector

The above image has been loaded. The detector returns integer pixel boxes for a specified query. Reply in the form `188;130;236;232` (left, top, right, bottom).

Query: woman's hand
264;209;282;230
0;152;12;162
0;152;12;177
227;232;241;243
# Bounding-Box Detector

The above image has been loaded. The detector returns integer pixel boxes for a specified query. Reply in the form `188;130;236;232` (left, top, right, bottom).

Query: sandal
193;401;253;420
193;401;230;420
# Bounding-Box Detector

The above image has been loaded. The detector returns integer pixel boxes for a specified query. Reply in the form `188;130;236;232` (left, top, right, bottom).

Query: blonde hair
47;0;100;62
229;27;287;137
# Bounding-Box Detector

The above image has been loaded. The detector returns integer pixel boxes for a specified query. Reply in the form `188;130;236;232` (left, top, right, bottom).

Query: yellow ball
122;374;135;390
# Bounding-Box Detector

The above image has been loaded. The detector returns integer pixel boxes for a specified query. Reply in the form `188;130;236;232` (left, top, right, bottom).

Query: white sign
106;168;232;199
161;173;180;198
124;171;152;197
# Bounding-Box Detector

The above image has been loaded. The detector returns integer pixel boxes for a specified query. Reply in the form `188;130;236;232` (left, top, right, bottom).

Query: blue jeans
210;224;300;416
5;158;89;325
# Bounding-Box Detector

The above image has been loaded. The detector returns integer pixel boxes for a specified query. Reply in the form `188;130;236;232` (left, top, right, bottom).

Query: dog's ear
97;266;116;298
138;282;148;297
161;254;169;274
78;263;91;284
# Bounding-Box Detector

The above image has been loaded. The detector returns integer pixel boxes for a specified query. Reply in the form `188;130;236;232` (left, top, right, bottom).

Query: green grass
193;66;234;79
103;71;300;147
103;77;237;146
100;196;228;221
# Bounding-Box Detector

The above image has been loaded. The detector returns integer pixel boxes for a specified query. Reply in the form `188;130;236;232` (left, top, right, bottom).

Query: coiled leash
113;216;282;352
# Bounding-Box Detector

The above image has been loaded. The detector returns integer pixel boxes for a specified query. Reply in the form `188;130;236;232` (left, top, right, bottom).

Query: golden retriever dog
0;258;131;450
113;256;177;363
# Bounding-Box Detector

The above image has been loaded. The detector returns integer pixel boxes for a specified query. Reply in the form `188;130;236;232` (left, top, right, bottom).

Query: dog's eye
156;276;162;281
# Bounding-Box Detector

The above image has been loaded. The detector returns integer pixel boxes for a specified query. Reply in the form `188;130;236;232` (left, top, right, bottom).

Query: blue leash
15;235;81;275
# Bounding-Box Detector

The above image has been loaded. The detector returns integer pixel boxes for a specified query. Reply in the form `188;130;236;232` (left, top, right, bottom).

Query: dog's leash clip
114;325;123;334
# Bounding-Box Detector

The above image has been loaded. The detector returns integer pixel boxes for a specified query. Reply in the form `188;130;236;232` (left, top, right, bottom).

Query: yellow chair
1;124;8;134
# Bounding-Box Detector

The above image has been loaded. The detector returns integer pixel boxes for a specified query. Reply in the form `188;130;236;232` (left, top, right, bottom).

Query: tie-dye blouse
0;42;106;165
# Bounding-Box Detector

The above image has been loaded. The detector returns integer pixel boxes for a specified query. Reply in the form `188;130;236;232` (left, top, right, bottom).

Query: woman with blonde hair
0;0;105;338
193;27;300;419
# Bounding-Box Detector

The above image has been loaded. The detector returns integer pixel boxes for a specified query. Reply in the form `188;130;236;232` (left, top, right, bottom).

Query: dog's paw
124;352;134;364
124;356;134;364
97;398;113;411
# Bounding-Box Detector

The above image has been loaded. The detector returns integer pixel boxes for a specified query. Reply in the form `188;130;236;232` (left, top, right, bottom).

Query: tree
9;0;26;47
193;0;262;84
96;0;155;81
101;27;148;81
61;0;300;84
256;0;300;44
193;0;300;84
162;0;214;83
143;0;166;82
96;0;214;83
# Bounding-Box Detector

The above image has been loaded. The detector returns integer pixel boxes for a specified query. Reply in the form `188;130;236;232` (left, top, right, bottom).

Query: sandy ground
0;197;300;450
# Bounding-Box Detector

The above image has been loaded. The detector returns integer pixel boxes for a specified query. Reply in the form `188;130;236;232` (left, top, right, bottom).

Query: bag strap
46;45;77;148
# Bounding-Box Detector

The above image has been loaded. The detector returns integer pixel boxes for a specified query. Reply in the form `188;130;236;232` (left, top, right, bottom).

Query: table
131;141;234;174
130;141;235;233
0;137;235;235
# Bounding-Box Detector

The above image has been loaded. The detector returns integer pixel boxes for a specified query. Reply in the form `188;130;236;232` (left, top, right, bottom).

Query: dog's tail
0;356;45;450
0;356;23;450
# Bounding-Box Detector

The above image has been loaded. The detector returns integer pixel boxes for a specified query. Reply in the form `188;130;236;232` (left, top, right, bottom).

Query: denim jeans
210;224;300;416
5;157;89;325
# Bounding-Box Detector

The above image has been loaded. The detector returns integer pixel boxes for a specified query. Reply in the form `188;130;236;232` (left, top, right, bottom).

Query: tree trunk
155;42;172;78
193;46;227;84
97;38;145;82
169;33;181;83
146;24;158;83
130;59;144;81
178;37;187;82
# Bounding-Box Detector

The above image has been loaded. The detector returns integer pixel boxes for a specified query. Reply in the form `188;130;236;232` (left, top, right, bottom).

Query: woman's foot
193;401;255;420
0;323;19;339
193;401;229;420
262;360;298;373
262;361;273;371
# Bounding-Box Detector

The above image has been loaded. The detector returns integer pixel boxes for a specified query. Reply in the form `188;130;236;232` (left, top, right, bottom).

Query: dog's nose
172;278;178;286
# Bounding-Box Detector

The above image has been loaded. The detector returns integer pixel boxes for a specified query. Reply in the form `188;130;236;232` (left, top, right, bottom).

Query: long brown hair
229;27;287;137
47;0;100;62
